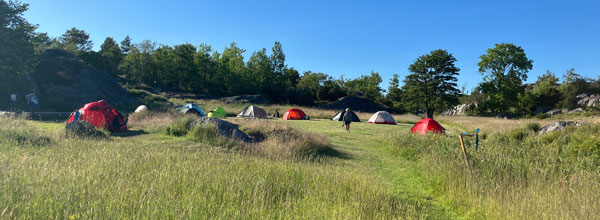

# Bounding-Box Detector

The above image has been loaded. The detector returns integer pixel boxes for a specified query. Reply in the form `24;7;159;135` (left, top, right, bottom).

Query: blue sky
24;0;600;92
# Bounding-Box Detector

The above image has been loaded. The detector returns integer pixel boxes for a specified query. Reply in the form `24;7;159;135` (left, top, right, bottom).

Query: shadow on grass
314;145;352;160
112;129;148;137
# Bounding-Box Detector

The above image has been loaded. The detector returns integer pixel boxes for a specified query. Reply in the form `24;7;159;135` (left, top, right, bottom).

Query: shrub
65;121;109;138
165;116;196;136
535;113;549;119
479;132;488;140
507;128;530;141
526;122;541;132
188;123;219;142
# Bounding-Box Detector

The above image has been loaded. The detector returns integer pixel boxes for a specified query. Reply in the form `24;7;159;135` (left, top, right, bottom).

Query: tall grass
128;110;178;131
239;120;341;161
387;123;600;219
0;116;423;219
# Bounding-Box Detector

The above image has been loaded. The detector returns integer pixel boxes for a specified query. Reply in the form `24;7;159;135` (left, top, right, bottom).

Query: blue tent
178;103;206;116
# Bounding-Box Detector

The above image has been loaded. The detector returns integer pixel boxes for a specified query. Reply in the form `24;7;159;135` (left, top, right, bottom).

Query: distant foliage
345;71;383;101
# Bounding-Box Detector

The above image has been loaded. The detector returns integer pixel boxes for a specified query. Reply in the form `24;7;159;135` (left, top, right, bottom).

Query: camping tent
178;103;206;116
237;105;269;118
66;100;127;132
207;107;227;118
332;110;360;122
283;108;307;120
367;111;396;125
411;118;445;134
134;105;147;113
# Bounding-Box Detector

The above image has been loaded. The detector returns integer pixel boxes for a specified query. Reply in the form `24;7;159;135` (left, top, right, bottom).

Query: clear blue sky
24;0;600;92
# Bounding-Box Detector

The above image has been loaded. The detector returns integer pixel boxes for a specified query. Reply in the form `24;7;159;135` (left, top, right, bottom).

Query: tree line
2;0;598;118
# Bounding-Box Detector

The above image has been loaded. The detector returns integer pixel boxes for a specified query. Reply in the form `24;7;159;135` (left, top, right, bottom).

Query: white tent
368;111;396;125
134;105;148;113
237;105;269;118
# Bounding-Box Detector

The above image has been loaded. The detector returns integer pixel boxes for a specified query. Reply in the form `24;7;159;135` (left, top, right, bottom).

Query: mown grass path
283;119;461;219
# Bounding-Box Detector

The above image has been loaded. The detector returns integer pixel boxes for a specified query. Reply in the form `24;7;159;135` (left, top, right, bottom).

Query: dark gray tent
332;110;360;122
237;105;269;118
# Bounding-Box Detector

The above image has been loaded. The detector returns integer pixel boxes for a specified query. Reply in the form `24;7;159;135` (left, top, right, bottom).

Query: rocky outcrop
538;121;586;135
576;93;600;108
442;104;468;116
442;103;474;116
31;49;138;111
545;109;569;116
569;108;585;113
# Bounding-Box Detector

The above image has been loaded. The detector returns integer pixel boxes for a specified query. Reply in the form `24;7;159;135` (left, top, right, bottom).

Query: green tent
207;107;227;118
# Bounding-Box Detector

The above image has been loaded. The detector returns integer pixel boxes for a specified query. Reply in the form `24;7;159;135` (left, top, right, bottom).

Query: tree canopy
0;0;37;79
401;49;460;118
59;27;93;54
477;43;533;113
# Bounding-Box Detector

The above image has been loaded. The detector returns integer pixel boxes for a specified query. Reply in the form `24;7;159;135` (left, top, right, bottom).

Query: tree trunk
426;108;434;119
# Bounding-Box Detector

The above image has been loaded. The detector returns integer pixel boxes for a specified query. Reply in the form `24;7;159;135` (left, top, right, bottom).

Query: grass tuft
165;116;196;136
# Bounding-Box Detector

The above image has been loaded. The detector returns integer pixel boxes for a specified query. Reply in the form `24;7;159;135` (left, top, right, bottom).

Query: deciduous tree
477;43;533;113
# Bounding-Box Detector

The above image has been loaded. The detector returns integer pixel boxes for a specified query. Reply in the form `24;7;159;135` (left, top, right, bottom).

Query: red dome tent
67;100;127;132
283;108;307;120
411;118;445;135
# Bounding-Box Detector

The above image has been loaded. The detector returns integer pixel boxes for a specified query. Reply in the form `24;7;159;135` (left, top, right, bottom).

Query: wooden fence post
459;134;470;167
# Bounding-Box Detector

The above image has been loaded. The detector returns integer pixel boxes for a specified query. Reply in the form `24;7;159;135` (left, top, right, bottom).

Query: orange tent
283;108;307;120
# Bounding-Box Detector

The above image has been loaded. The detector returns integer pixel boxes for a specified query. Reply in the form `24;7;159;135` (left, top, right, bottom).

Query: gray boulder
191;117;253;143
545;109;569;116
569;108;585;113
576;93;600;108
442;103;474;116
538;121;586;135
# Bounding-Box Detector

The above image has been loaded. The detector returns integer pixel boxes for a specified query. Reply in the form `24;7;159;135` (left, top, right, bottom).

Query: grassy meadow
1;104;599;219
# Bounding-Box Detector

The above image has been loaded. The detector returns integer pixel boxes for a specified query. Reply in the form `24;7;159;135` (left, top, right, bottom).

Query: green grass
382;122;600;219
0;116;426;219
2;113;600;219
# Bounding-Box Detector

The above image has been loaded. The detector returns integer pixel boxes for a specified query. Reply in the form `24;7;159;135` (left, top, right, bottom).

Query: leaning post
459;134;470;167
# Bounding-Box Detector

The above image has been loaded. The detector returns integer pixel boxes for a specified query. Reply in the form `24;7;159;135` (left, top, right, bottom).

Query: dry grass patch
128;111;179;129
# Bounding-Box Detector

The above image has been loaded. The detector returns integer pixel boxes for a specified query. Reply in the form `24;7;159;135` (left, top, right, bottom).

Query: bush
188;123;218;142
66;121;108;138
535;113;549;119
526;122;541;132
165;116;196;136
